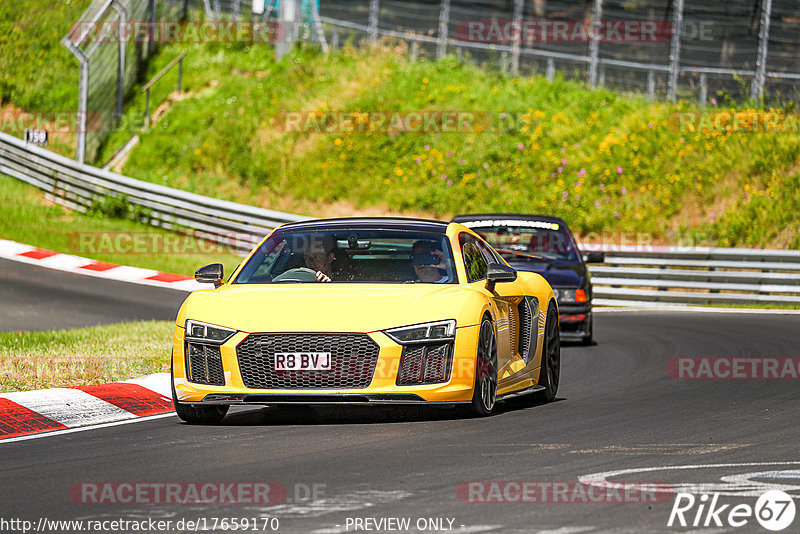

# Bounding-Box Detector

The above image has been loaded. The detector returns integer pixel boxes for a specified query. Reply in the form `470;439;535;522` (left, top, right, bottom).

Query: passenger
411;240;449;283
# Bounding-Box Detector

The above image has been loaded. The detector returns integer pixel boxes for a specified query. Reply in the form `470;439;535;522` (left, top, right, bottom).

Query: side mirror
583;251;605;264
486;262;517;292
195;263;224;288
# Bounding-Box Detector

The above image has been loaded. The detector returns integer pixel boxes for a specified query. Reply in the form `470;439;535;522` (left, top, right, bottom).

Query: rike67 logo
668;490;796;531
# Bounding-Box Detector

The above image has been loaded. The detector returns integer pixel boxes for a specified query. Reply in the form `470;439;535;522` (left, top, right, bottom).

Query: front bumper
558;303;591;340
172;325;481;405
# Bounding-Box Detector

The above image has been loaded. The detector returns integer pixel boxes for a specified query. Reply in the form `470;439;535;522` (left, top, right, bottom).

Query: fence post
149;0;157;54
310;0;329;53
232;0;240;21
588;0;603;87
699;73;707;107
510;0;523;74
668;0;685;101
437;0;451;58
77;58;89;164
332;26;339;49
112;1;127;123
546;57;555;82
368;0;379;45
276;0;298;59
750;0;773;100
647;70;655;101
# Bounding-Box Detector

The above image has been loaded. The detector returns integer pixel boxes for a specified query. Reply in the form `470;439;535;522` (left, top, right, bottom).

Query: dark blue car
452;213;604;344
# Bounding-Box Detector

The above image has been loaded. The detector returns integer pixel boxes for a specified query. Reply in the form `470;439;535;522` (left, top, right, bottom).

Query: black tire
537;303;561;402
171;362;228;425
580;314;593;346
469;317;498;417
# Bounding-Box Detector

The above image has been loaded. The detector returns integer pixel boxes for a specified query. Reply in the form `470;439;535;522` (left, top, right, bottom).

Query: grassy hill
100;42;800;249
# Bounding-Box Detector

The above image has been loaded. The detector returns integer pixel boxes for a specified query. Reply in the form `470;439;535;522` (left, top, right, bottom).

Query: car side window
459;233;488;282
475;238;500;266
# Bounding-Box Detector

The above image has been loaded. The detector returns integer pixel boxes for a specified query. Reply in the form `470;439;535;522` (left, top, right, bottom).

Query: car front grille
396;342;453;385
186;342;225;386
236;333;380;389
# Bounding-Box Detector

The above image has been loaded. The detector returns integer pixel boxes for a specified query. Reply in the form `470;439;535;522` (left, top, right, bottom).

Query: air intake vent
186;342;225;385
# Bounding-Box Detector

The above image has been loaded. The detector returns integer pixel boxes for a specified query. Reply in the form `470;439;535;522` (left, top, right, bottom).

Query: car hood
179;283;481;333
509;262;583;288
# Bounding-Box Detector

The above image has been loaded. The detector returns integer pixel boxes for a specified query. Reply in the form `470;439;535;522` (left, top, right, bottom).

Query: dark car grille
186;342;225;386
236;333;380;389
396;342;453;385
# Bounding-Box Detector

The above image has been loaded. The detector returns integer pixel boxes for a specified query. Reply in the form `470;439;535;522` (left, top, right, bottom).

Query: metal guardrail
1;129;799;307
0;131;308;254
583;246;800;306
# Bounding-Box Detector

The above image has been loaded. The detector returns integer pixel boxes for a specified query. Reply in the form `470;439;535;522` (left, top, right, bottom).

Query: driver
303;235;335;282
411;240;449;283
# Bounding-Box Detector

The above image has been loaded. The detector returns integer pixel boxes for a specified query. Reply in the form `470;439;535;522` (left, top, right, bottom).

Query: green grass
0;321;172;392
0;0;92;112
91;42;800;249
0;175;243;277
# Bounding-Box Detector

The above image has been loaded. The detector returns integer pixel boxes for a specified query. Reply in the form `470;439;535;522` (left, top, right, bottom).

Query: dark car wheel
171;362;228;424
537;303;561;402
469;317;498;417
580;314;593;345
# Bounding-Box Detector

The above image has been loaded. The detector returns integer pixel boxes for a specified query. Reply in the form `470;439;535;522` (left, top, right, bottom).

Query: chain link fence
61;0;187;164
318;0;800;104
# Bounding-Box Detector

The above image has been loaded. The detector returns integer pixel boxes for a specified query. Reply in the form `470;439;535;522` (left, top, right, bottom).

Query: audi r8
171;217;559;423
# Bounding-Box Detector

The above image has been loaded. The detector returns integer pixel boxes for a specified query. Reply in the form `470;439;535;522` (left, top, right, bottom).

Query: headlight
384;320;456;345
185;320;237;344
554;288;588;304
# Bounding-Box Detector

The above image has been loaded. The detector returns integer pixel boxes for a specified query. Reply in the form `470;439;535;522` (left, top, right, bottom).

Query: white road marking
0;388;133;427
245;490;412;519
579;462;800;498
0;412;176;444
594;305;800;315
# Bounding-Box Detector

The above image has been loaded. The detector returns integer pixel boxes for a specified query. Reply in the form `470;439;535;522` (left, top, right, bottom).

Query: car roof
451;213;570;228
278;217;450;233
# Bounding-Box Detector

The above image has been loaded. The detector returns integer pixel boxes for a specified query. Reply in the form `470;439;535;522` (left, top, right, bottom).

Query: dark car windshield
233;229;458;284
462;219;580;262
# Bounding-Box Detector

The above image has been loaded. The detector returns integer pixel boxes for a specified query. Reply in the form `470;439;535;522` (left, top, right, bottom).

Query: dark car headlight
185;319;237;344
383;320;456;344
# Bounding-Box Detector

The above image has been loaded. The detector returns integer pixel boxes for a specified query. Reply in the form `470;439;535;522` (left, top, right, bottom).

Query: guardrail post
411;41;419;61
647;70;655;101
546;58;555;82
588;0;603;88
368;0;379;45
668;0;685;101
510;0;523;74
332;26;339;49
177;57;183;92
437;0;451;58
750;0;773;101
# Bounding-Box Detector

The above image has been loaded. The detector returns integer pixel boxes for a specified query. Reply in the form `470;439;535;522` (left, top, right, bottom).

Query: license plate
274;352;332;371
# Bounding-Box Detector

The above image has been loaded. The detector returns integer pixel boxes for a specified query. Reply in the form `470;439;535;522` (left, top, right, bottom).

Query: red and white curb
0;373;174;441
0;238;202;292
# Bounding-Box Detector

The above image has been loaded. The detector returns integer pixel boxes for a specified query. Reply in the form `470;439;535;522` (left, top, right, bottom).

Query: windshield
464;220;579;262
233;229;458;284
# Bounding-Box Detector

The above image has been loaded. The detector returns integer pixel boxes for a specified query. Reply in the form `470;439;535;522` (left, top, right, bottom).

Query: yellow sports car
171;217;560;423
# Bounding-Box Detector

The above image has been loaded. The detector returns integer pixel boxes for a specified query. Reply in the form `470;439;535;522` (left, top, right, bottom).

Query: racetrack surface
0;257;186;331
3;290;799;533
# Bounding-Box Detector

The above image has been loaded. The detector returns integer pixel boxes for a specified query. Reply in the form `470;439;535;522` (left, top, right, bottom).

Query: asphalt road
0;257;186;331
3;294;799;532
